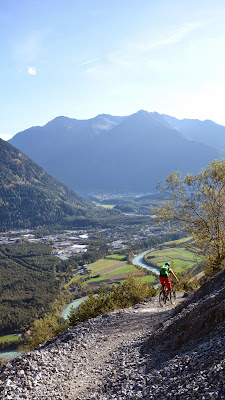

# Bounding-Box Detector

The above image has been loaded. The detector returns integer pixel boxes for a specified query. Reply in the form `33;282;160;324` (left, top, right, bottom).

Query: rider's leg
165;278;172;296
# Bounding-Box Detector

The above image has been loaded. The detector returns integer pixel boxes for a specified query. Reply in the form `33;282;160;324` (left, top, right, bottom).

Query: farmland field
161;236;193;245
0;334;20;343
106;265;136;275
88;259;120;273
95;203;115;209
140;275;156;283
105;254;127;261
85;259;139;288
145;247;203;274
66;256;156;291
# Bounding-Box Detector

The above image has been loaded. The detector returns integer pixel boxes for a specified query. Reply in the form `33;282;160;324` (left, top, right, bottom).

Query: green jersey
159;265;170;277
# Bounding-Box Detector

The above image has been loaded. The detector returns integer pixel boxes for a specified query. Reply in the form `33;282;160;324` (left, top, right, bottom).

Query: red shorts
160;276;172;290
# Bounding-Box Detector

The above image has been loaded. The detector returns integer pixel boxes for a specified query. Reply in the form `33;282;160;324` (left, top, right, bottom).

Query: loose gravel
0;269;224;400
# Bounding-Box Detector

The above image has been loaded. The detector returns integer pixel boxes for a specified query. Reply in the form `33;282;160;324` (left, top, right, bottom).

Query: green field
0;334;20;343
89;259;121;273
140;275;156;283
64;274;83;288
174;236;193;244
161;236;193;245
105;254;127;261
66;256;155;290
83;276;110;287
95;203;115;209
145;247;203;274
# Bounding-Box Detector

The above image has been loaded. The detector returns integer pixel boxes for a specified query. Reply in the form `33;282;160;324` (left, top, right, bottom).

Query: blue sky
1;0;225;139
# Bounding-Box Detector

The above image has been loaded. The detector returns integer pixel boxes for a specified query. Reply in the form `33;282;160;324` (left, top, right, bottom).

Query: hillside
0;138;115;230
0;243;62;334
0;268;224;399
9;111;225;193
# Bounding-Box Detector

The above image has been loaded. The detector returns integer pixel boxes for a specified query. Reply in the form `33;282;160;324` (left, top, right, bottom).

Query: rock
1;275;225;400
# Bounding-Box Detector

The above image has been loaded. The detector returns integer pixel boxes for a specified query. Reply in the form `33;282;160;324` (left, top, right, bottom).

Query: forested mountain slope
0;243;62;334
0;139;113;230
9;111;225;193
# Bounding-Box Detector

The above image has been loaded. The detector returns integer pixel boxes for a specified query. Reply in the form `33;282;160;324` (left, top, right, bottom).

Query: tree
155;159;225;277
21;314;66;351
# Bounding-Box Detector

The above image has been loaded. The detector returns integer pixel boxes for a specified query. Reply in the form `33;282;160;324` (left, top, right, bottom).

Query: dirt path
68;293;184;399
0;294;184;400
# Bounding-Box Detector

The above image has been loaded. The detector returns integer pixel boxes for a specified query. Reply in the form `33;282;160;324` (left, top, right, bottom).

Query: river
0;298;87;362
132;249;159;275
0;350;24;361
61;296;87;319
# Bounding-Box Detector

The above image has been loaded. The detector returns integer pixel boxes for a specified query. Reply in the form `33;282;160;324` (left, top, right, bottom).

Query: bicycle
159;282;176;307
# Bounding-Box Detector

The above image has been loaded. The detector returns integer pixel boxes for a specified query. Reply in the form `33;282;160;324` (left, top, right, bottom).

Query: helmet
165;262;170;266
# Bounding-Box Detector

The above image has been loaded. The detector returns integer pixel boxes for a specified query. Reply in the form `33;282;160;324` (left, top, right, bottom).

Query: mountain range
9;110;225;193
0;139;114;230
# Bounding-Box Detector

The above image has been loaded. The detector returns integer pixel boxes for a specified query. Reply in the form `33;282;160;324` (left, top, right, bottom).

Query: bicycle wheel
169;289;176;305
159;291;167;307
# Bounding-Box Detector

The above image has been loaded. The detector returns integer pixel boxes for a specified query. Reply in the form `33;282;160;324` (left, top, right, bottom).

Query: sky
1;0;225;140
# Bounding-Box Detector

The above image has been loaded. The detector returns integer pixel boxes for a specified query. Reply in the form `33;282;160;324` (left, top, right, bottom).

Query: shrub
69;274;156;326
20;314;67;351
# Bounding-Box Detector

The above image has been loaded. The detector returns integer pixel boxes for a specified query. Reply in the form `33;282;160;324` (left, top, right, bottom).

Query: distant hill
9;111;225;193
163;114;225;150
0;139;114;230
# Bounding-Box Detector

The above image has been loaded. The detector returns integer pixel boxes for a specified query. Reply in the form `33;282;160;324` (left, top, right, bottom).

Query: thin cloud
86;21;204;78
27;66;38;76
76;56;104;67
133;22;203;53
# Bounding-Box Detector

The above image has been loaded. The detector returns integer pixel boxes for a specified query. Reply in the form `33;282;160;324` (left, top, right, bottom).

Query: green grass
140;275;157;284
107;264;136;275
83;276;109;287
65;257;156;292
83;265;139;286
105;254;127;261
145;247;203;274
65;274;84;288
95;203;115;209
0;334;20;343
88;259;119;273
162;236;193;245
173;236;193;244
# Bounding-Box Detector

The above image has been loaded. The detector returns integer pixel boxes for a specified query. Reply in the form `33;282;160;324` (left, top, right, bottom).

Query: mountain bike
159;282;176;307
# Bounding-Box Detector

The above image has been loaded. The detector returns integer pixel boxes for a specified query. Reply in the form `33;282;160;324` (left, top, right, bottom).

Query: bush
20;313;67;351
69;274;156;326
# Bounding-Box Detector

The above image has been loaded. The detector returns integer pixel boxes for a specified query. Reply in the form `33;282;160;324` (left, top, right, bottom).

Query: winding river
132;248;160;275
61;297;87;319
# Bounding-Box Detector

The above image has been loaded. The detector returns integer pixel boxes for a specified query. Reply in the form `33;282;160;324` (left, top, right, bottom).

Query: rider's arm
169;268;179;282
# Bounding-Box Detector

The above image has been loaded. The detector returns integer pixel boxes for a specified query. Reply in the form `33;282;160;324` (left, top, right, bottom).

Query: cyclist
159;262;179;296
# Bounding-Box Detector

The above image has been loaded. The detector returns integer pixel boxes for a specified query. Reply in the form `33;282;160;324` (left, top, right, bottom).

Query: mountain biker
159;262;179;296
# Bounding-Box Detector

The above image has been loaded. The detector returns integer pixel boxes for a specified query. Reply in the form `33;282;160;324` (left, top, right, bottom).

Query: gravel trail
0;284;224;400
0;295;179;400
